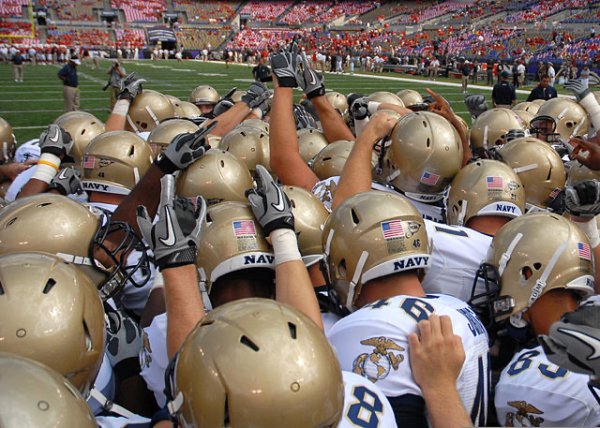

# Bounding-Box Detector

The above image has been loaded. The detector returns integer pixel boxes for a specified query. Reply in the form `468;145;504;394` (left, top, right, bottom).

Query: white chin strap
498;233;523;277
347;251;369;311
456;200;468;227
527;241;568;308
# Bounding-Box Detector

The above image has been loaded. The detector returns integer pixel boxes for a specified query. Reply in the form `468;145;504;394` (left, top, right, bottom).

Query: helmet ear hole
337;259;347;277
351;209;360;225
520;266;533;281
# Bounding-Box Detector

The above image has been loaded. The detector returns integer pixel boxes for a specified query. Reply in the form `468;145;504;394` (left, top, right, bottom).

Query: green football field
0;59;535;144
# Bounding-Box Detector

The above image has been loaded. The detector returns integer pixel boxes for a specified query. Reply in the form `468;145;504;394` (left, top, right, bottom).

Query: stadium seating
45;0;102;21
0;21;40;44
396;1;465;24
240;1;292;22
505;0;588;23
111;0;166;22
227;28;303;50
174;0;235;24
175;27;233;51
115;29;147;47
280;1;333;24
563;5;600;23
314;0;375;23
0;0;28;18
46;26;110;47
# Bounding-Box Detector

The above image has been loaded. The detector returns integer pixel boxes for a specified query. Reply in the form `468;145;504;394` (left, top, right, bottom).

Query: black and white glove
137;175;206;271
297;52;325;99
39;124;73;157
47;166;80;195
564;79;591;102
293;104;317;129
350;97;370;120
465;94;489;119
565;179;600;219
213;98;235;117
118;72;146;101
155;121;217;174
539;305;600;377
105;306;143;381
269;41;299;88
242;81;271;108
246;164;294;236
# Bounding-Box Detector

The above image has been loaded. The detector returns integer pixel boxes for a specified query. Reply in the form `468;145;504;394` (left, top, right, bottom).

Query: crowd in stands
175;27;232;51
505;0;588;24
396;1;465;24
115;29;146;47
314;0;375;23
0;0;28;18
280;1;333;25
111;0;166;22
227;28;303;51
44;0;102;21
46;26;110;47
240;1;291;22
174;0;235;24
564;5;600;24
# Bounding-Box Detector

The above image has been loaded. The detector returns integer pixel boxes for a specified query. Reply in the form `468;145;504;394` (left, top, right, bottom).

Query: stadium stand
45;0;102;21
563;5;600;23
0;21;40;44
115;29;147;47
174;0;236;24
227;28;303;50
240;1;292;22
111;0;166;23
396;1;465;24
175;27;233;51
46;26;111;47
505;0;588;24
280;1;333;25
0;0;28;18
315;0;376;23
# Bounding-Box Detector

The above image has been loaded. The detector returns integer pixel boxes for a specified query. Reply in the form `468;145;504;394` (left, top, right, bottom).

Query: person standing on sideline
461;61;470;93
252;57;271;82
107;60;126;108
579;64;599;88
516;61;526;88
547;61;556;86
58;57;80;112
492;70;518;108
526;74;558;101
487;60;494;85
10;50;24;82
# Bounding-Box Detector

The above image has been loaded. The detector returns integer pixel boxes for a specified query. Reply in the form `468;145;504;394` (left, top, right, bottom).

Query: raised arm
105;72;146;131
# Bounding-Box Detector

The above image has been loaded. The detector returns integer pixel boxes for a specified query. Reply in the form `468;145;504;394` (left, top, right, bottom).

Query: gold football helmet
197;202;274;294
54;113;105;168
172;101;202;119
470;108;526;153
531;99;546;106
513;101;541;115
396;89;424;107
147;119;199;158
165;94;181;103
176;149;253;206
81;130;153;195
446;159;525;226
297;128;329;163
470;212;595;329
189;85;219;106
513;109;535;128
168;298;344;428
0;194;150;300
323;191;430;310
53;111;96;123
240;118;270;134
534;98;589;141
0;117;16;165
0;253;105;398
384;111;463;200
368;91;405;107
567;160;600;186
126;90;175;133
498;137;565;211
312;140;377;181
218;126;271;176
0;353;97;427
231;90;246;103
326;92;349;120
281;185;329;266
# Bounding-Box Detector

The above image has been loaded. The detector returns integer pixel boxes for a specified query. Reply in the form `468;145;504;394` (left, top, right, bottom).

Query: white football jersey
422;220;492;302
328;294;490;426
140;312;169;407
311;176;445;223
495;345;600;427
96;414;151;428
338;371;398;428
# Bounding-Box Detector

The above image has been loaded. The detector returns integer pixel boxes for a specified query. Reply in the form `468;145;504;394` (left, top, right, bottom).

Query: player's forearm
105;99;131;131
204;102;250;137
16;178;49;199
311;95;355;142
332;130;375;210
423;385;473;428
162;264;205;359
449;115;472;166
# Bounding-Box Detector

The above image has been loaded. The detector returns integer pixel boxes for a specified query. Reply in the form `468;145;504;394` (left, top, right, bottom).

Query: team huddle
2;38;600;428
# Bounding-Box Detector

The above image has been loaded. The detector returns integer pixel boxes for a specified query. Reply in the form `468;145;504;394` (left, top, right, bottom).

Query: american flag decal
549;188;561;199
578;242;591;260
233;220;256;237
420;171;440;186
83;156;95;169
381;220;405;239
486;176;504;189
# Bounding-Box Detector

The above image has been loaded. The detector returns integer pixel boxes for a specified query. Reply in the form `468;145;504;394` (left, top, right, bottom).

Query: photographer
107;60;126;108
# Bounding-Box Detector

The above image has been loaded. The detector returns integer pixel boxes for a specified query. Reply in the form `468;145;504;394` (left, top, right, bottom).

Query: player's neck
467;215;510;236
356;271;425;308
